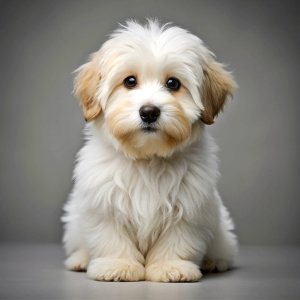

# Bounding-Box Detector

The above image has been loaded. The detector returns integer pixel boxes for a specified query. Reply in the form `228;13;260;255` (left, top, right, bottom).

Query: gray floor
0;244;299;300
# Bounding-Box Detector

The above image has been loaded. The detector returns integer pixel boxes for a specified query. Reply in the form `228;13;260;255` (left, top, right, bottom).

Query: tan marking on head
73;52;102;122
163;108;191;144
200;60;237;125
107;100;138;141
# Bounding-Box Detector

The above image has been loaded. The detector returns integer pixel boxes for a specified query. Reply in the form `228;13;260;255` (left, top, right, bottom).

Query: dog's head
74;20;236;159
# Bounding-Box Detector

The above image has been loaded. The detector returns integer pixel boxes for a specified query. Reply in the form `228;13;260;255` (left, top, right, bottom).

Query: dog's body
62;20;238;282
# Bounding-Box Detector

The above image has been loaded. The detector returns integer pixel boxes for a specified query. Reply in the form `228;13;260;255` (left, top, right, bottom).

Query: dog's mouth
142;126;157;133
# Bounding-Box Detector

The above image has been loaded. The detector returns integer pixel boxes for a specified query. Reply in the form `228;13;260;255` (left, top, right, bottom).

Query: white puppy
62;19;238;282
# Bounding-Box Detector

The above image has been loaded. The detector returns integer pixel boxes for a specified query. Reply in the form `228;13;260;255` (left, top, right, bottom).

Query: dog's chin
115;121;208;160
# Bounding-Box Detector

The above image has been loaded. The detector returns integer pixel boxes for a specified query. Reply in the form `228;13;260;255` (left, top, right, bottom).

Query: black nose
139;105;160;123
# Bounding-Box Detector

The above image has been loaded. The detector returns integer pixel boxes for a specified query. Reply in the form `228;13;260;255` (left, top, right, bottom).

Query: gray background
0;0;299;245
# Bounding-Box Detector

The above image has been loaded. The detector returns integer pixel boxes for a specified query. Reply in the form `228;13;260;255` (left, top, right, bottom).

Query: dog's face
74;20;236;159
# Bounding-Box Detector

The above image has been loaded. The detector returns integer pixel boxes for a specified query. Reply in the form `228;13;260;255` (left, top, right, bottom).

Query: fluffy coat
62;19;238;282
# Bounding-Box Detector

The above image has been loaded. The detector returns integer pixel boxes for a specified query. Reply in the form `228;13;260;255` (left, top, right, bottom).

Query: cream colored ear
200;60;236;125
73;52;102;122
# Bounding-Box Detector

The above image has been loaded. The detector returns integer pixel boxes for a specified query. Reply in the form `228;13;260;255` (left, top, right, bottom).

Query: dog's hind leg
62;218;89;271
201;193;238;272
64;248;89;271
62;196;89;271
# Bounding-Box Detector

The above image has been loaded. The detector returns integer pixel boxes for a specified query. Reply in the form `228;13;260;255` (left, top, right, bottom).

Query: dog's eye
124;76;137;89
166;78;181;91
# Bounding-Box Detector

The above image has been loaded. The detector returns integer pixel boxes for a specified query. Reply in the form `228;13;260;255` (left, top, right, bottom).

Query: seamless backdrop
0;0;299;245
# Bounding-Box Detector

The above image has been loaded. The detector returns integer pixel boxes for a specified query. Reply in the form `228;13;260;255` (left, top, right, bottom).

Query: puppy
62;19;238;282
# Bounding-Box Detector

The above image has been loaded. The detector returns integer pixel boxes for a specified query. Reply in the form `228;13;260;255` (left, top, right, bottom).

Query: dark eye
124;76;137;89
166;77;181;91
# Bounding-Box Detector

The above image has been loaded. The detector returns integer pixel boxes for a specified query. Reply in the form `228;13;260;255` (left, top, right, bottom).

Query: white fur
62;19;237;282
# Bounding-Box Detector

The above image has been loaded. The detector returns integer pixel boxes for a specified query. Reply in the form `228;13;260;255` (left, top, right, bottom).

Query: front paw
87;258;145;281
145;260;202;282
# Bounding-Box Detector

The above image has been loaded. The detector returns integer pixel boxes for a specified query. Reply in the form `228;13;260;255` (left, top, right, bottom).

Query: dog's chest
112;157;188;218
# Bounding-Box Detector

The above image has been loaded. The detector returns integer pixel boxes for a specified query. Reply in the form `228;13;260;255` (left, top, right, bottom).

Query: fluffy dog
62;19;238;282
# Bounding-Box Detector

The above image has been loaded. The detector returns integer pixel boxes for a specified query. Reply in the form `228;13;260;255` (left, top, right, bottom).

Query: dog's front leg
86;218;145;281
145;220;206;282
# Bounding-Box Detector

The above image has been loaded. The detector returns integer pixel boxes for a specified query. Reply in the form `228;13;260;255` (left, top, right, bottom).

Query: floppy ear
200;60;236;125
73;52;102;122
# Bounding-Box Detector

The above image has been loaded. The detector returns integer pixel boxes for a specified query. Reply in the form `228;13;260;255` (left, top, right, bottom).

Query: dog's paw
87;258;145;281
145;260;202;282
65;249;89;271
201;257;231;273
